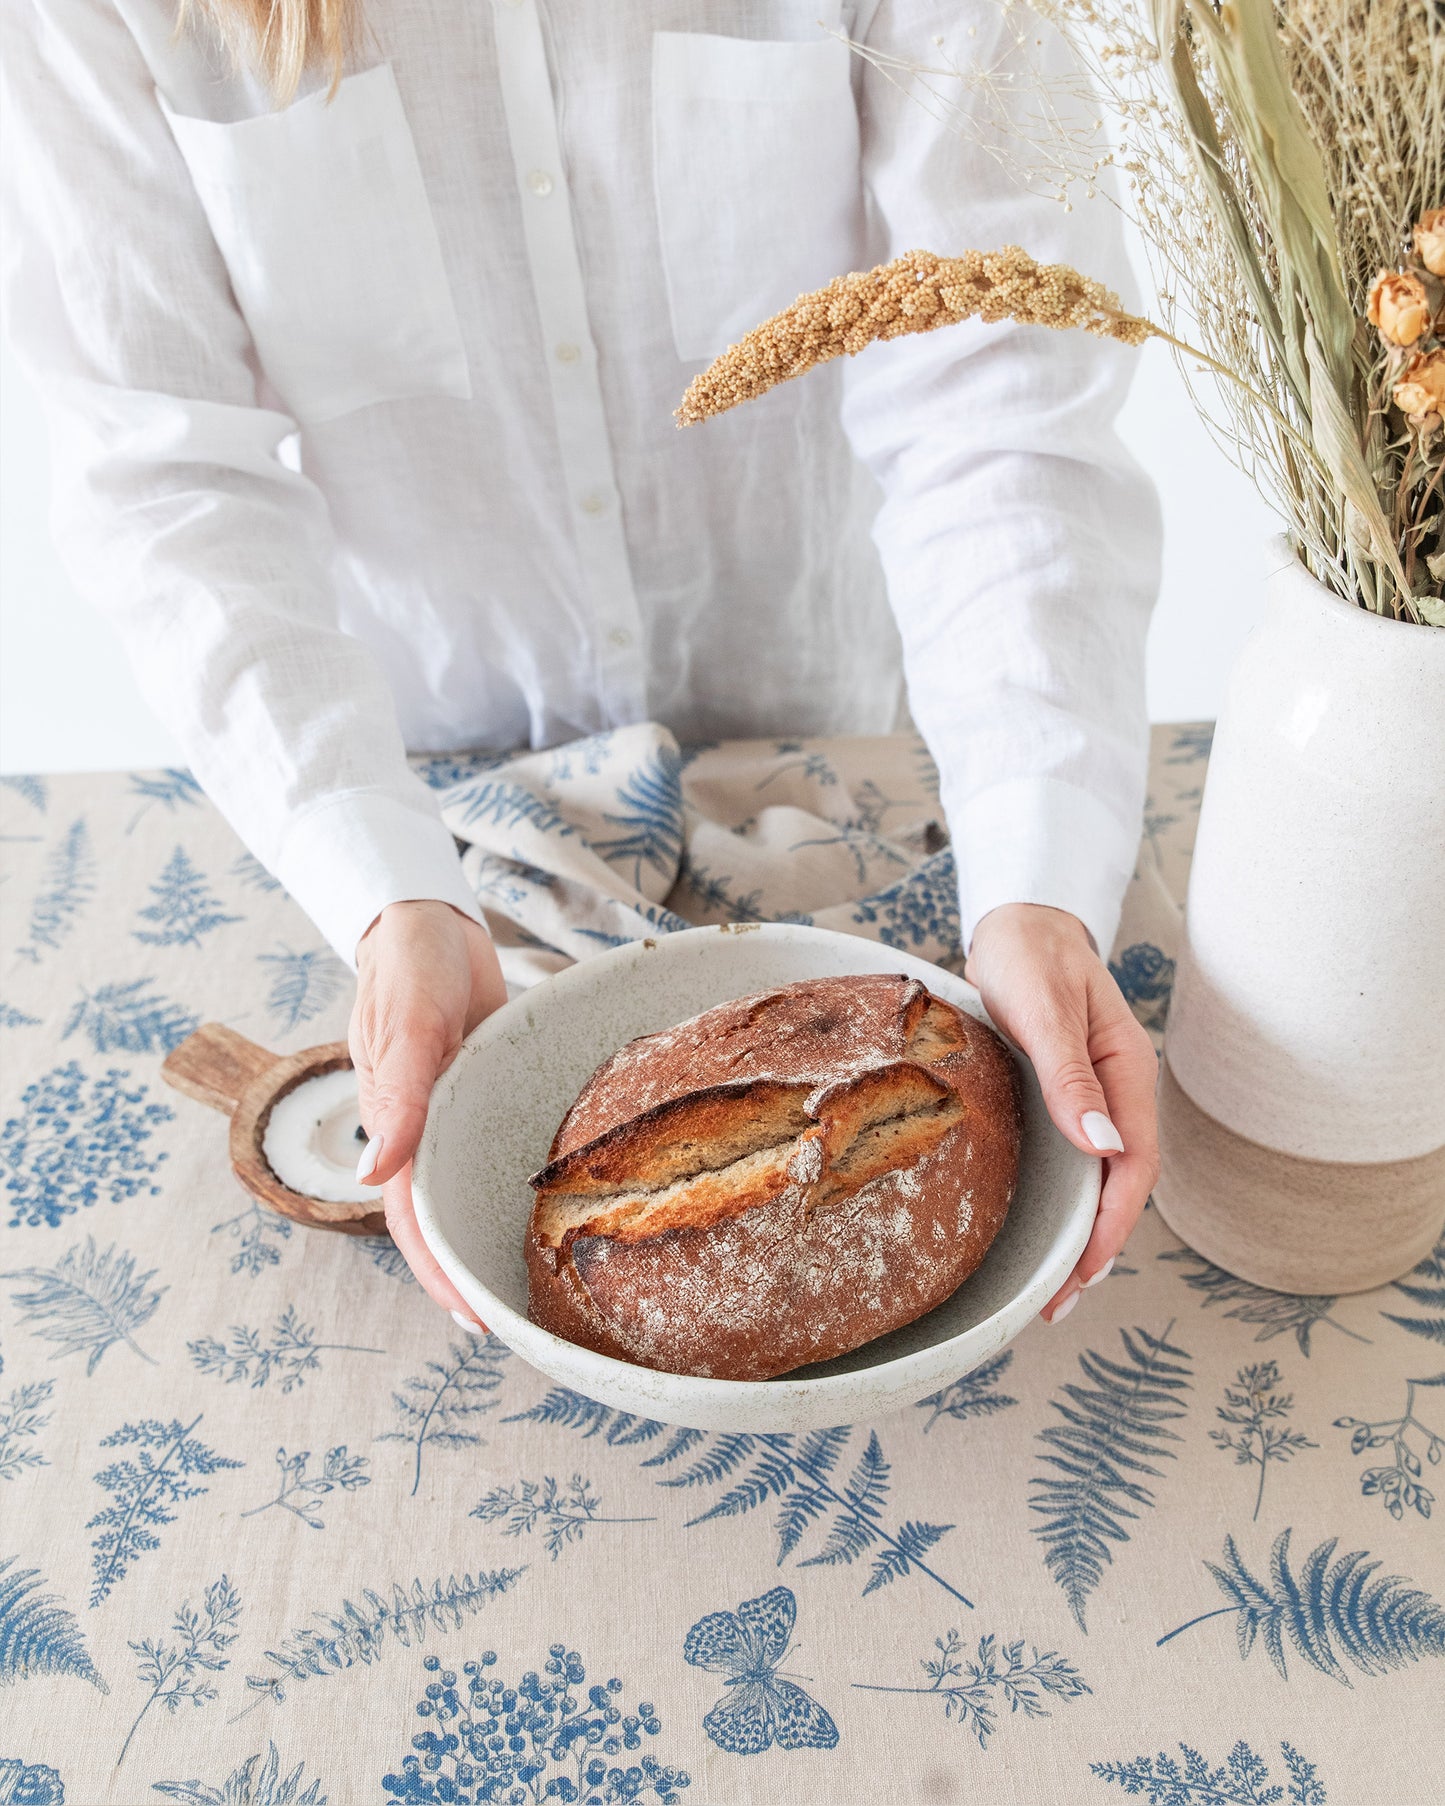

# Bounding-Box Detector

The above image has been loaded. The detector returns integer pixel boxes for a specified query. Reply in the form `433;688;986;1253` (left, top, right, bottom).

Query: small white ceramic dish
412;923;1098;1431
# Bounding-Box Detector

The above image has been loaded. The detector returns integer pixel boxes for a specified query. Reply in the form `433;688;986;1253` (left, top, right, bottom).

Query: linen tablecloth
2;724;1441;1806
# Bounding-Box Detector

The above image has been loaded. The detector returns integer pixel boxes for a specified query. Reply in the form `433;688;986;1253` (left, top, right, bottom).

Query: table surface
1;726;1441;1806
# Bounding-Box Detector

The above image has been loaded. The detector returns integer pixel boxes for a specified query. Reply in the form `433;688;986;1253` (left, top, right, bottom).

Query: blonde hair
176;0;360;105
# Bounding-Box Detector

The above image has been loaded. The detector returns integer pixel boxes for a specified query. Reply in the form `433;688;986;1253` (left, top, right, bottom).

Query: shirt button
608;627;633;648
554;342;581;364
527;169;554;197
580;491;608;516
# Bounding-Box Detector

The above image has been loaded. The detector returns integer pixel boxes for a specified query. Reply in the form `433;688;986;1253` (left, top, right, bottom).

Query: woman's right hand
349;899;509;1326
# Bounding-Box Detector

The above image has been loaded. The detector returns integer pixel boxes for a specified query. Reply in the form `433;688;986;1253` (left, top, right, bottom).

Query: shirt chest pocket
158;64;471;426
651;32;863;366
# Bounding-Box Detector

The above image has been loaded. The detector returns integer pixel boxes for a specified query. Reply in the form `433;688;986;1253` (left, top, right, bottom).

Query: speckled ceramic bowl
412;922;1098;1431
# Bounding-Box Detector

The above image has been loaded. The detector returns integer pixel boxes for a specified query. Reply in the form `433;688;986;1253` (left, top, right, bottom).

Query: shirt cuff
269;786;487;971
950;776;1140;964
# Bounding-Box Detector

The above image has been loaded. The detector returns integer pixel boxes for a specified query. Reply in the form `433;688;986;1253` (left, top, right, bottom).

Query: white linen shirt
1;0;1162;971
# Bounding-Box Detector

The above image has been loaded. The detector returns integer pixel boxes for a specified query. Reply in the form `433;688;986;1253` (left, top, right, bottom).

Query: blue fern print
505;1393;970;1604
379;1337;511;1496
850;847;961;957
684;1585;838;1756
242;1569;525;1710
3;1063;173;1230
1210;1362;1317;1522
0;1556;106;1690
451;778;577;839
240;1446;371;1530
153;1743;328;1806
383;1644;689;1804
211;1198;292;1277
117;1574;241;1770
852;1629;1089;1751
0;772;48;811
1108;942;1176;1036
258;945;349;1033
917;1350;1018;1434
787;821;911;888
1157;1527;1445;1682
675;851;763;922
1333;1377;1444;1522
756;747;839;793
1159;1249;1369;1355
124;768;204;833
1030;1322;1193;1632
63;978;198;1055
230;850;283;895
470;1474;654;1559
0;1002;41;1029
592;747;686;889
17;817;95;962
0;1379;53;1482
188;1306;383;1392
358;1238;415;1284
0;1761;64;1805
543;729;617;784
1;1236;165;1373
133;848;241;947
1093;1738;1325;1804
414;747;514;790
87;1415;243;1606
1381;1231;1445;1346
1164;723;1216;764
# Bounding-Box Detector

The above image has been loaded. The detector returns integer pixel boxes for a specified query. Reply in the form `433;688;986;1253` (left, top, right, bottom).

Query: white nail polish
1048;1289;1079;1324
355;1134;383;1182
1081;1110;1125;1155
450;1309;481;1335
1082;1256;1115;1288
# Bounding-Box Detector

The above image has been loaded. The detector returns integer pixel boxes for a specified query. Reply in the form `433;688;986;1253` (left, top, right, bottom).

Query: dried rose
1368;269;1432;347
1414;209;1445;281
1393;349;1445;423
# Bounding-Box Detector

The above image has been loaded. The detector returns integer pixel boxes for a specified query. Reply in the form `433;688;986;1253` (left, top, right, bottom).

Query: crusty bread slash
524;972;1022;1380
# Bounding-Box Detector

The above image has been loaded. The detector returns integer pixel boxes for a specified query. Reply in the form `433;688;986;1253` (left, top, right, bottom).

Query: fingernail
1082;1110;1125;1154
1082;1256;1116;1288
355;1134;383;1183
450;1309;482;1335
1047;1288;1080;1324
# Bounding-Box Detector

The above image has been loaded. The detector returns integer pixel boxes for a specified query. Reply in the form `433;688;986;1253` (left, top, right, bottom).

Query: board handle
162;1022;276;1114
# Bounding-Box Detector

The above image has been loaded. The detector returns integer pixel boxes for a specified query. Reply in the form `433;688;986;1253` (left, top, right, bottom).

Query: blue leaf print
1093;1738;1325;1804
230;850;283;895
153;1744;328;1806
63;978;198;1055
124;768;204;833
1381;1231;1445;1345
188;1306;383;1392
1157;1527;1445;1682
133;847;242;947
917;1350;1019;1434
542;728;617;783
0;1761;64;1805
16;817;95;963
0;1002;41;1029
451;778;577;838
1159;1249;1369;1355
3;1064;173;1230
0;1556;107;1690
786;822;911;888
470;1475;655;1559
1210;1362;1317;1522
756;748;839;792
257;945;349;1033
675;852;763;922
357;1238;415;1284
684;1585;838;1755
1030;1322;1193;1632
1108;942;1176;1036
1333;1376;1444;1522
592;747;686;887
1;1237;165;1374
0;772;48;811
851;1629;1089;1750
379;1337;511;1495
413;747;514;790
210;1198;292;1277
240;1447;371;1531
87;1415;243;1606
1163;723;1216;764
243;1570;525;1710
0;1379;53;1482
849;847;961;956
117;1575;241;1770
383;1644;689;1804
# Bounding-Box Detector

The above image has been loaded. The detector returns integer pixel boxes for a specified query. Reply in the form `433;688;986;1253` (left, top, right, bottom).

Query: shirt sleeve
0;0;486;971
840;0;1163;961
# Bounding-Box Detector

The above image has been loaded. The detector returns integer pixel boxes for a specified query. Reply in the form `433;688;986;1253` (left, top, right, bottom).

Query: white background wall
0;230;1282;777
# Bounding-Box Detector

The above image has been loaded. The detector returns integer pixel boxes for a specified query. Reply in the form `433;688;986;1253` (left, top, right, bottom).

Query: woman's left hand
963;901;1161;1325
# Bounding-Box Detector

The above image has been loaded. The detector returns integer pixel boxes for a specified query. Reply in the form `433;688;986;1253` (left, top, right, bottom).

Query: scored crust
524;972;1023;1381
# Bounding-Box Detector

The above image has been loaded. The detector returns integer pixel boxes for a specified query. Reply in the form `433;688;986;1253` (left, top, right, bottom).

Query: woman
2;0;1162;1328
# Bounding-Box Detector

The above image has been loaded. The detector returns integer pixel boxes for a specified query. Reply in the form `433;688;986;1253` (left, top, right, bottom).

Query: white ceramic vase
1154;541;1445;1294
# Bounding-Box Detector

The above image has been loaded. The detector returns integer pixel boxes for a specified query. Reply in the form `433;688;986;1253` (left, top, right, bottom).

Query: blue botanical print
2;1237;165;1373
593;747;686;888
917;1350;1018;1434
0;1002;41;1028
133;848;242;947
153;1743;328;1806
0;772;48;811
1093;1739;1325;1804
1159;1249;1369;1354
756;747;839;792
188;1306;383;1392
451;778;577;839
851;1629;1089;1750
849;847;961;956
379;1337;511;1496
16;817;94;963
0;1557;106;1690
240;1447;371;1530
542;729;616;783
257;945;349;1033
117;1575;241;1770
1108;942;1176;1036
1164;723;1216;764
211;1198;292;1277
675;851;763;922
242;1570;525;1709
1333;1377;1443;1522
470;1475;655;1559
0;1379;53;1481
230;849;284;894
1381;1232;1445;1345
383;1645;690;1804
415;747;513;790
63;978;198;1055
1210;1362;1317;1521
358;1239;416;1284
3;1063;173;1230
124;768;205;833
87;1415;243;1606
506;1393;971;1604
1157;1527;1445;1681
684;1585;838;1755
787;821;910;888
1030;1322;1193;1632
0;1760;64;1805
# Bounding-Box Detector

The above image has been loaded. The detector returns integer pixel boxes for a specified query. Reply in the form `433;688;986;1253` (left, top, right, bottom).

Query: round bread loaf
524;972;1023;1381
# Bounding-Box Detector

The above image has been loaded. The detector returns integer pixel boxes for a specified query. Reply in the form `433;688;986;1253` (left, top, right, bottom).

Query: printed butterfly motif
683;1584;840;1755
